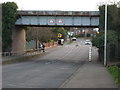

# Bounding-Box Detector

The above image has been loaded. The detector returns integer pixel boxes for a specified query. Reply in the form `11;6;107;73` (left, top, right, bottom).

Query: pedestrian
61;39;64;46
39;43;42;51
58;39;61;46
42;43;45;52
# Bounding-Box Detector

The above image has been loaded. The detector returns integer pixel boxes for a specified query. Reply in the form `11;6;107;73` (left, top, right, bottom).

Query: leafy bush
108;66;120;85
92;30;118;49
2;2;18;51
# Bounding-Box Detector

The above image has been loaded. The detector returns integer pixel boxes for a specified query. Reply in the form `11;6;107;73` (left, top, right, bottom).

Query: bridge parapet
16;10;99;27
17;10;99;16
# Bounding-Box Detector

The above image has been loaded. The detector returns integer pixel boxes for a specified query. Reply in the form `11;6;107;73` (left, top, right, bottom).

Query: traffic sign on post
58;33;62;38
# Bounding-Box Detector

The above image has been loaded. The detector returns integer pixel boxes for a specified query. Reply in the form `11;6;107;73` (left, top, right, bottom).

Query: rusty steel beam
17;10;100;17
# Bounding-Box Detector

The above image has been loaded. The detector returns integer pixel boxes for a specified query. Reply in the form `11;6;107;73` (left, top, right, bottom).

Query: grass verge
107;65;120;85
67;40;73;44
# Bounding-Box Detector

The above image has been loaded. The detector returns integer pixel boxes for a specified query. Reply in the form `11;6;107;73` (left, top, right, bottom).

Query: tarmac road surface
3;39;99;88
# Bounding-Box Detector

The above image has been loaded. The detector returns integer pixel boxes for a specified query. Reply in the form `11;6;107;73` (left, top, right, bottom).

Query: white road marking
60;46;75;60
7;84;17;87
89;46;92;62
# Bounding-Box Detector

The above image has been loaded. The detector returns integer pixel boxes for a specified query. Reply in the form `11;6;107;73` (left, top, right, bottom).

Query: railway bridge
12;10;100;54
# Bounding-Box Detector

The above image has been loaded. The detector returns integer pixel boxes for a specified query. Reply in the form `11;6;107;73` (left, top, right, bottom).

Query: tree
2;2;18;51
92;30;118;62
99;4;118;31
92;2;120;62
26;27;68;49
52;27;68;39
26;27;56;49
26;27;55;42
92;31;117;48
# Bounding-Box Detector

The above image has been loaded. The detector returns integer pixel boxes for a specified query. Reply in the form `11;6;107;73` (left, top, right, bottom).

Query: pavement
59;42;118;88
60;61;118;88
2;45;57;62
2;51;44;61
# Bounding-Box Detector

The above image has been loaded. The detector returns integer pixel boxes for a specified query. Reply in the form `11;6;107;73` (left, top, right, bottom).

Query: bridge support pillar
12;26;26;55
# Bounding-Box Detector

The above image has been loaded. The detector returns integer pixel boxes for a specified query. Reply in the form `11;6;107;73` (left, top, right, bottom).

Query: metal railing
1;42;58;57
1;48;41;57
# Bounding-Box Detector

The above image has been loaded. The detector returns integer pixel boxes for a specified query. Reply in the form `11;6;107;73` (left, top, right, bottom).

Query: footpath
60;46;119;88
60;61;118;88
2;45;57;64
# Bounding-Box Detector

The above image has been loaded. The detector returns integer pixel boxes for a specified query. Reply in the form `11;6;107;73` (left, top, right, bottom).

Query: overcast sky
1;0;120;11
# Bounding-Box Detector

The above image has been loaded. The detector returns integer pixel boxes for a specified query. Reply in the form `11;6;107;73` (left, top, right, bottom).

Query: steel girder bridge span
12;10;100;54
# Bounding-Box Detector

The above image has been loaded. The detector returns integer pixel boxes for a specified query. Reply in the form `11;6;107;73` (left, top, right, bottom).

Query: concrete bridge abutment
12;26;26;55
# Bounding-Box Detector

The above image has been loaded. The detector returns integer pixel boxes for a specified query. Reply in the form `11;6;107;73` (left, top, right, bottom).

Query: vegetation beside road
2;2;18;52
26;27;69;49
107;65;120;85
92;2;120;63
92;4;119;87
67;40;73;44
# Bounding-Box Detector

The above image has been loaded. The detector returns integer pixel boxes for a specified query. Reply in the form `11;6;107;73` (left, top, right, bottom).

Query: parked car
71;37;77;41
85;40;91;45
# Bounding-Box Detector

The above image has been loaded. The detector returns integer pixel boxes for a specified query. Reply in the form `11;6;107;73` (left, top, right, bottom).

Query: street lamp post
104;0;108;66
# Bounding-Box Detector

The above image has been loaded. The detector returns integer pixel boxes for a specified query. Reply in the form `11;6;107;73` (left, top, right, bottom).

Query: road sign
97;31;100;34
50;19;54;23
58;19;63;23
58;33;62;38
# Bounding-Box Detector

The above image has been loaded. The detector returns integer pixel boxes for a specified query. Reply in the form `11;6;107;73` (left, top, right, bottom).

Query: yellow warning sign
58;33;62;38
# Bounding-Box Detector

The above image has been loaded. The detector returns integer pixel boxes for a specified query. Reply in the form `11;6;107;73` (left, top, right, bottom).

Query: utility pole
104;0;108;66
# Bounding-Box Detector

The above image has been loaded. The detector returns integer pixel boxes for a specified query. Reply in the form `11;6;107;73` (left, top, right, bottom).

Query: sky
1;0;120;11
